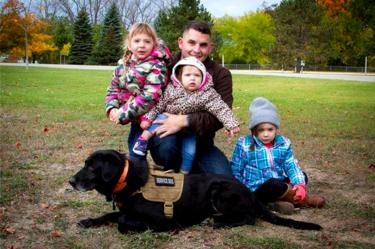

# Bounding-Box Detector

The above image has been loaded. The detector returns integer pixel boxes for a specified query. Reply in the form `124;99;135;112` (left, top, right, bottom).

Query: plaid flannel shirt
230;134;305;192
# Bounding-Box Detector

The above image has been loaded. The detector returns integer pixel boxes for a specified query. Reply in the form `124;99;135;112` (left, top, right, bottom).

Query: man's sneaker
133;139;148;156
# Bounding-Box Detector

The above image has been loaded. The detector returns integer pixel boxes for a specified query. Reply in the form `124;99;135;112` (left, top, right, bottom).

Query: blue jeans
147;114;196;173
149;132;232;176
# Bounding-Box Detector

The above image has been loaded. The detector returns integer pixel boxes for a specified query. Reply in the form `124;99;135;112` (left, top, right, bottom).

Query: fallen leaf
40;203;49;209
368;163;375;170
15;142;21;149
76;144;83;149
51;230;63;237
5;227;16;234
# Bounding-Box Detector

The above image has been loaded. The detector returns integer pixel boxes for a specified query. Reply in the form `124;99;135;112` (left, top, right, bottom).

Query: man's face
178;29;213;62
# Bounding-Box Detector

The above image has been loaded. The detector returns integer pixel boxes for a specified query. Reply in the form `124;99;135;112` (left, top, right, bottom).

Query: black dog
69;149;322;232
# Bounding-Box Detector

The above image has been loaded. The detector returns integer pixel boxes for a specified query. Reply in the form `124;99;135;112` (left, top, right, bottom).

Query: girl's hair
249;129;256;151
123;23;158;62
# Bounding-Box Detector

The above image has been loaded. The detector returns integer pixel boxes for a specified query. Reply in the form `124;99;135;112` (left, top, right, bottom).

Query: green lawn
1;66;374;249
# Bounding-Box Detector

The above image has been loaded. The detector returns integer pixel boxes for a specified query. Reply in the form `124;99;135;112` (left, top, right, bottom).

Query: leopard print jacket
143;73;239;130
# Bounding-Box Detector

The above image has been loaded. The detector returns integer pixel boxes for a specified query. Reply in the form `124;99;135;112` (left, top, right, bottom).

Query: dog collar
113;160;129;193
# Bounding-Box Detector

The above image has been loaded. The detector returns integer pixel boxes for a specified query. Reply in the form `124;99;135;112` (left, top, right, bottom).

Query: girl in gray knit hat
230;97;325;214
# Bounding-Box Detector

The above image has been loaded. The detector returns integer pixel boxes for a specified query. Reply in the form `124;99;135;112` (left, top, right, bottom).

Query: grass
0;65;375;249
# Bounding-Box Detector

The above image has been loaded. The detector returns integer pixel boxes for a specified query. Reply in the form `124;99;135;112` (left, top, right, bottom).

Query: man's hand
153;113;188;138
109;108;120;124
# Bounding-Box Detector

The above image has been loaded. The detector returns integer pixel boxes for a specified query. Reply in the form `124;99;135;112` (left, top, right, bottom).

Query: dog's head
69;149;149;200
69;149;126;192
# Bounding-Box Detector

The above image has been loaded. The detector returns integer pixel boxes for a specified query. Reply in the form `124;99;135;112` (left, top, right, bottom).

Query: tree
52;16;73;50
69;8;93;64
154;0;213;54
214;12;275;64
89;2;123;65
0;0;57;64
270;0;326;70
320;0;375;66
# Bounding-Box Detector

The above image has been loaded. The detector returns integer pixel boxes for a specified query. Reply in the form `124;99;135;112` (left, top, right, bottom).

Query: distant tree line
1;0;374;69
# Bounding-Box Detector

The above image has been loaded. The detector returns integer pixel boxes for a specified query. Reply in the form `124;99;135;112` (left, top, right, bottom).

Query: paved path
2;63;374;82
231;70;375;82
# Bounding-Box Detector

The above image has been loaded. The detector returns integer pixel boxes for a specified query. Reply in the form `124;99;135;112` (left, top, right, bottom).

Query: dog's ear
101;151;124;182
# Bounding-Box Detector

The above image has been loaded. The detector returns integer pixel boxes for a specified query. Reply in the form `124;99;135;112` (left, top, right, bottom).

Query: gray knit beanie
249;97;280;129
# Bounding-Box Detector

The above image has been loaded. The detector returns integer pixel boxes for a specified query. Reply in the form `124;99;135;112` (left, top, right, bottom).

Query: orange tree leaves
0;0;57;58
317;0;349;17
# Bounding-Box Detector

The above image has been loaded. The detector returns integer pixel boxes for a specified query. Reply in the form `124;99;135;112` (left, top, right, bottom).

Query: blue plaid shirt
230;134;305;192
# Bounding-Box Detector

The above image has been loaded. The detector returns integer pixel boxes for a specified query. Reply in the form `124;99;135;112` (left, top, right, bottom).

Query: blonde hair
123;23;158;62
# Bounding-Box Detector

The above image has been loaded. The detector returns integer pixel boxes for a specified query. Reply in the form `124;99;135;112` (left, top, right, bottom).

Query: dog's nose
69;176;76;187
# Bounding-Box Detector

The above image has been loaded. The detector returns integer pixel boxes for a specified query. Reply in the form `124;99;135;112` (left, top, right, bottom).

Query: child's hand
109;108;120;124
293;183;306;202
140;120;151;130
226;127;240;137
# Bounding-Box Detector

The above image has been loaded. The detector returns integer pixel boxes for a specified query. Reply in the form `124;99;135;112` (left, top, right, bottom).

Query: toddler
231;97;325;214
105;22;171;125
133;56;240;174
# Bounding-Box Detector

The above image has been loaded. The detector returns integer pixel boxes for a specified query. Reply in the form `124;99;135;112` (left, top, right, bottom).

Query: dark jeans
254;174;308;204
148;132;232;176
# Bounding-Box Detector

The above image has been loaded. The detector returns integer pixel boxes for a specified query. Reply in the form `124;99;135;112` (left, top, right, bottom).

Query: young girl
105;23;172;157
132;56;240;174
230;97;325;214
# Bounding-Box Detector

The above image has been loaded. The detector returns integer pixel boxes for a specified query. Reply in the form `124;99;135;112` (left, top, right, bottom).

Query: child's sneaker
133;139;148;156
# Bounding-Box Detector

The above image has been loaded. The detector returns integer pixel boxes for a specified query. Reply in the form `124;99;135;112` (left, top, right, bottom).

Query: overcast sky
200;0;282;18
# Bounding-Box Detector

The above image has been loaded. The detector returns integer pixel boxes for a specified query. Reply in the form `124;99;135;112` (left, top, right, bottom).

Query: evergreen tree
154;0;213;54
52;17;73;50
270;0;326;70
89;2;123;65
69;8;93;64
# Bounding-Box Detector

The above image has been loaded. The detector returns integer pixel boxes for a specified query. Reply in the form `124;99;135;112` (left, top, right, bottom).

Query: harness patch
155;176;175;186
141;168;184;219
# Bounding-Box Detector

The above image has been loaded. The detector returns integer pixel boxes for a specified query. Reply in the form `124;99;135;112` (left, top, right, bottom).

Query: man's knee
149;135;180;169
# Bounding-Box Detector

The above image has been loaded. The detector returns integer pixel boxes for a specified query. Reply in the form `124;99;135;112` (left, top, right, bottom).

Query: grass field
1;66;375;249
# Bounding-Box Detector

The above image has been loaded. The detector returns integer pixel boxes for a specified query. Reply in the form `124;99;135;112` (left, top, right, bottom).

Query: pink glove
293;183;306;202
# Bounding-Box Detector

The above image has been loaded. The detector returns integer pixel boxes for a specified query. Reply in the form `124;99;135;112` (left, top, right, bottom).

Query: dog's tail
256;200;322;230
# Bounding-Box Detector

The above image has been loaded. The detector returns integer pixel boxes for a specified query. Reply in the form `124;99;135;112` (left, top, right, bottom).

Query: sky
200;0;282;18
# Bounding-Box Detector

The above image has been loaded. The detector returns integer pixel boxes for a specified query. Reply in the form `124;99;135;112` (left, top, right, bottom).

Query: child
132;56;240;174
105;22;172;128
230;97;325;214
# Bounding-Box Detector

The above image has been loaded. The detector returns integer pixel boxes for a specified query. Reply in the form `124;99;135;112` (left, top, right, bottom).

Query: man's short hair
183;20;211;36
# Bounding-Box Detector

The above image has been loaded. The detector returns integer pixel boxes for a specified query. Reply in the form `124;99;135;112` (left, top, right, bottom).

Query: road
1;63;375;82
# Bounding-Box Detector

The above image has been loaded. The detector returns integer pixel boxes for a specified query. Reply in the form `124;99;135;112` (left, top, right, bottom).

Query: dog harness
140;167;184;219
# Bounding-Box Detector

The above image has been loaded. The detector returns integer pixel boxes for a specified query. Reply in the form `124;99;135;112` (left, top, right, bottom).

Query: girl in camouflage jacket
105;23;172;125
132;56;240;174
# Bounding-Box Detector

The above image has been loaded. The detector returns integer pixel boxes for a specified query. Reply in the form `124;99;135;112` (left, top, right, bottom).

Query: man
148;20;234;176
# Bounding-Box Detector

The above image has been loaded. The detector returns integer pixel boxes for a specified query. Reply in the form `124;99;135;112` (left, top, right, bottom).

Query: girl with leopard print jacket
132;57;240;174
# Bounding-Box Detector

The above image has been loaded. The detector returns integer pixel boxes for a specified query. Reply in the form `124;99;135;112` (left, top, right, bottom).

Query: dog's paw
78;218;95;228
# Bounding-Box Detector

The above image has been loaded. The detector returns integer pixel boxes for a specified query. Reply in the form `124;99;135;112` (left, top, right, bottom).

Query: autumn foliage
0;0;57;61
317;0;349;16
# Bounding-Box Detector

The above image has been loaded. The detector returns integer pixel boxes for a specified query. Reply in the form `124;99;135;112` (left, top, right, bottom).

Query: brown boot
279;183;326;208
275;183;296;213
300;194;326;208
279;183;296;202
